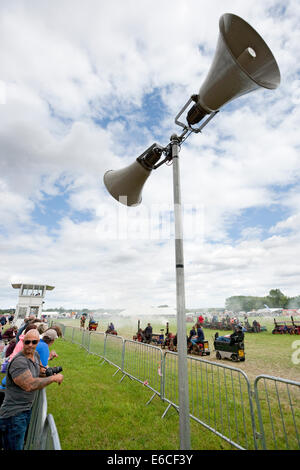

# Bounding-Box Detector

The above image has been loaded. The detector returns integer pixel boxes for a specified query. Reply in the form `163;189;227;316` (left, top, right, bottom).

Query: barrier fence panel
161;351;178;413
55;322;300;451
163;351;257;450
122;340;163;398
24;389;47;450
82;329;91;352
254;375;300;450
63;325;75;343
72;327;84;346
104;334;124;371
40;414;62;450
188;356;257;450
53;322;66;336
89;331;106;359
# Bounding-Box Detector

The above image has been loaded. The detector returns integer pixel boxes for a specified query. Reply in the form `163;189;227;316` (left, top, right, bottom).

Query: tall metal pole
171;133;191;450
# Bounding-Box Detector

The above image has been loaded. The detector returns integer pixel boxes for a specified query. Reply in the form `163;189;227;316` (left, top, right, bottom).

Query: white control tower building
12;283;55;326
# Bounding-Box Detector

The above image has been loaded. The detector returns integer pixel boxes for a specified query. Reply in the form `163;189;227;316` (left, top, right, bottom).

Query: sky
1;0;300;311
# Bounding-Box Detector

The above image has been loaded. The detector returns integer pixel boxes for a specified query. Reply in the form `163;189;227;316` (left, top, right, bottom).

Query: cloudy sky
1;0;300;311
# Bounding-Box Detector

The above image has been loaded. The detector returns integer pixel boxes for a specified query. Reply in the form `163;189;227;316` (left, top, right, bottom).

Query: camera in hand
45;366;63;376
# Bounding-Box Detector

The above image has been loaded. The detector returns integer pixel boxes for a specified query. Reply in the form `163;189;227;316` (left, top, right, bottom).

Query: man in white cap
35;328;59;368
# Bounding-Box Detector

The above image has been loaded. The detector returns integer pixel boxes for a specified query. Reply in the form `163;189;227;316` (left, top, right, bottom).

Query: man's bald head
23;328;40;357
24;329;39;341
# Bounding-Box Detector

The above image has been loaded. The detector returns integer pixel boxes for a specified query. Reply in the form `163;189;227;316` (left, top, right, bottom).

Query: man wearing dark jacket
144;323;153;343
230;326;244;344
191;324;205;347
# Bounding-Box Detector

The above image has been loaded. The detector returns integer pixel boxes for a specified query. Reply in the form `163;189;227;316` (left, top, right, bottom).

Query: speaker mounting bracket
175;97;219;134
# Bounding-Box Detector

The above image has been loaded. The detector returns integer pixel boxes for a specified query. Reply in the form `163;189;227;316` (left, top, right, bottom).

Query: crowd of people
0;315;64;450
134;316;246;354
199;313;262;332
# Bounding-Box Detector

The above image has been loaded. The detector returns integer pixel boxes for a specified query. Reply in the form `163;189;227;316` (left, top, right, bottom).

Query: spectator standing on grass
16;315;36;343
8;324;38;364
47;325;62;339
0;315;7;327
1;324;39;389
36;329;59;368
0;329;63;450
37;323;48;336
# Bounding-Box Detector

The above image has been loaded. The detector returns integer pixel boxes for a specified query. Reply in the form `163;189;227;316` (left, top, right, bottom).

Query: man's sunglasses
24;340;38;345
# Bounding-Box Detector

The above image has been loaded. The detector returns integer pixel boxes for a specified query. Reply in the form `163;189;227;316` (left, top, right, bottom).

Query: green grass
53;318;300;450
39;339;232;450
64;316;300;382
2;317;299;450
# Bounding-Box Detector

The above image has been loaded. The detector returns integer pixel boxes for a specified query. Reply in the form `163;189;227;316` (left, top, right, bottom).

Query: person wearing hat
229;325;244;345
35;329;59;368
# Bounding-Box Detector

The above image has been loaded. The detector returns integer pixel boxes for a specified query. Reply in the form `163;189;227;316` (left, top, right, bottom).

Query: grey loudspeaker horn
103;144;163;206
187;13;281;125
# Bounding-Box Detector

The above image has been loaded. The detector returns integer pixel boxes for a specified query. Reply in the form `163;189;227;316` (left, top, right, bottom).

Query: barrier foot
113;368;120;377
162;403;172;419
146;393;156;406
119;373;133;383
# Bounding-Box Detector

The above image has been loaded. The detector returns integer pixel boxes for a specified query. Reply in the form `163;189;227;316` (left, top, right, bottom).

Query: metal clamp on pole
175;96;219;134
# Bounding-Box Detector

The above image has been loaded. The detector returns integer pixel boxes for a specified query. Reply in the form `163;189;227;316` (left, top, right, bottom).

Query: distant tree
225;289;294;312
287;296;300;308
266;289;289;308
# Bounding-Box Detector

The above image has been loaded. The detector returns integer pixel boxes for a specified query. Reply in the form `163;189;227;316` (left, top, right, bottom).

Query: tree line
225;289;300;312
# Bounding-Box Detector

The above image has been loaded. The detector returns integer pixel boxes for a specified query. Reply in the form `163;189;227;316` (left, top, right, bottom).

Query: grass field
1;317;299;450
62;316;300;383
43;316;299;450
18;339;233;450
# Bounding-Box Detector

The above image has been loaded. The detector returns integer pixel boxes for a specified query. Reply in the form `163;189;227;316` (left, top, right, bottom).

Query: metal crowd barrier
121;339;163;402
72;327;84;347
89;331;106;358
54;322;300;450
162;351;257;450
82;328;91;352
254;375;300;450
24;389;61;450
40;414;61;450
104;334;124;372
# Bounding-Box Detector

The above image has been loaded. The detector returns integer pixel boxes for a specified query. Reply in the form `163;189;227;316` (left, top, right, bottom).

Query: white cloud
1;0;300;310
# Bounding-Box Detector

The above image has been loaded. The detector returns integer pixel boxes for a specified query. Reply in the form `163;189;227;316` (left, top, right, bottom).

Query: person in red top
198;315;204;325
